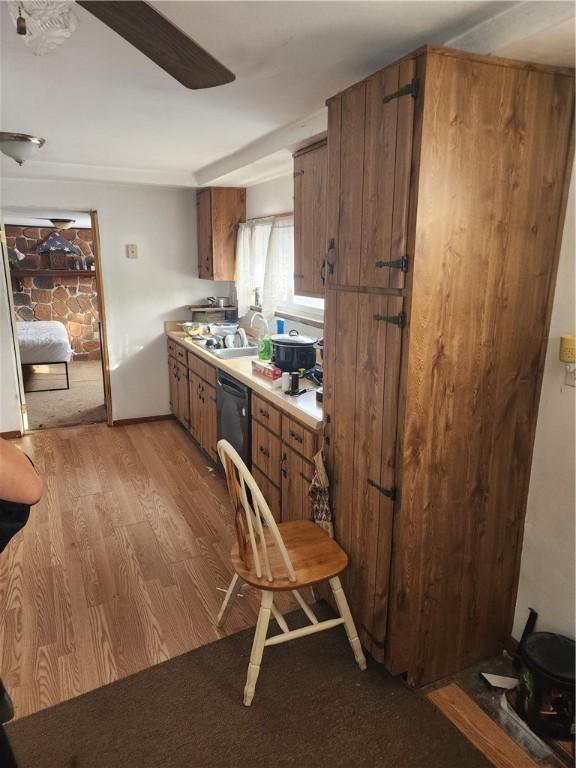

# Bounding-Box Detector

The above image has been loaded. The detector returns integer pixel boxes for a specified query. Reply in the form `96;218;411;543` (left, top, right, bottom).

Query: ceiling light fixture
49;218;75;230
0;132;46;165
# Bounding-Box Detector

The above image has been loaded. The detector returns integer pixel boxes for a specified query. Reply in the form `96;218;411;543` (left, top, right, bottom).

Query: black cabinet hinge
294;272;304;279
383;79;419;104
373;311;406;329
375;255;408;272
368;479;396;501
293;169;305;177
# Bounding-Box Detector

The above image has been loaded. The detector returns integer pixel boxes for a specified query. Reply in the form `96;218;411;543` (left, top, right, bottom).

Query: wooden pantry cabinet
293;139;327;297
322;44;574;685
196;187;246;281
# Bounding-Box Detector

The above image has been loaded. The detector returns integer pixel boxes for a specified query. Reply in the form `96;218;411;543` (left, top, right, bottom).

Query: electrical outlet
126;244;138;259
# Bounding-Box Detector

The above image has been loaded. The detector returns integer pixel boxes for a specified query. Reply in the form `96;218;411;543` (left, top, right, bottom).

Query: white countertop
166;331;323;431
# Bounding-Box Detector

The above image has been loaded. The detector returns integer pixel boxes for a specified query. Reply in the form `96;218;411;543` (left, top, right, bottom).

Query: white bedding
17;321;73;365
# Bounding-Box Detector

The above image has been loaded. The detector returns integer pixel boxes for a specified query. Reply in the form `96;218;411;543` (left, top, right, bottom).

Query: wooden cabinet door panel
201;383;218;462
196;189;212;279
281;446;314;523
281;417;318;462
360;59;415;289
176;361;190;427
168;358;178;415
251;421;281;486
188;371;202;443
323;288;403;650
294;142;327;297
252;466;281;523
211;188;245;281
326;84;366;288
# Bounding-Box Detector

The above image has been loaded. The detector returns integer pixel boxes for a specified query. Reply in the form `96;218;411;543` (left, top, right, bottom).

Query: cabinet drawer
252;421;281;486
252;466;281;523
187;351;217;386
252;394;281;435
167;338;177;358
175;344;187;364
282;417;318;462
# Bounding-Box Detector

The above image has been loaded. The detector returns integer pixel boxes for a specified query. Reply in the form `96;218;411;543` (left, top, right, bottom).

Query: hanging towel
308;451;334;538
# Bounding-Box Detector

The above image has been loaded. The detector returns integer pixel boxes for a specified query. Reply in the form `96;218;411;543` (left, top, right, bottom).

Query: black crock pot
270;330;317;372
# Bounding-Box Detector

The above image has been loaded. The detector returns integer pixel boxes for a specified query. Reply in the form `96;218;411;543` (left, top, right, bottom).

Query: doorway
3;208;112;431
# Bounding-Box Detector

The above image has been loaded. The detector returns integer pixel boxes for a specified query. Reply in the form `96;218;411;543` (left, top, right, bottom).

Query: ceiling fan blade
76;1;235;89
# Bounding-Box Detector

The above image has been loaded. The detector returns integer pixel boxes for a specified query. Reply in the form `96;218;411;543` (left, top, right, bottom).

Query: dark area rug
6;605;491;768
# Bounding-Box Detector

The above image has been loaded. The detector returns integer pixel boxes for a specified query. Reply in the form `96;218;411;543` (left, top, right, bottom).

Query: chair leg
243;590;273;706
329;576;367;671
217;573;243;627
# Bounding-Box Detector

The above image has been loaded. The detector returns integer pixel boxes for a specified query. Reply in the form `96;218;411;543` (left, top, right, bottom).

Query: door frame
90;211;113;426
1;208;113;430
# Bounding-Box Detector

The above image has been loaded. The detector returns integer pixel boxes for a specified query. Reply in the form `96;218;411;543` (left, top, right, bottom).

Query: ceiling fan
12;1;235;89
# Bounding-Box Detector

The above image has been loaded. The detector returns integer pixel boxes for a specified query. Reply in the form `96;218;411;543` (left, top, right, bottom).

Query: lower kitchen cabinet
281;446;314;522
189;369;218;462
252;466;281;522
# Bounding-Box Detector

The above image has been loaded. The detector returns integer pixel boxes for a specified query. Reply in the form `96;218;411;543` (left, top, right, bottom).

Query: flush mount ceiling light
49;218;75;229
0;132;46;165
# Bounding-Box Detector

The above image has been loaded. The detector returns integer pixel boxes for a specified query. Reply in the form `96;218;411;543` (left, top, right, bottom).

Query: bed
17;321;73;392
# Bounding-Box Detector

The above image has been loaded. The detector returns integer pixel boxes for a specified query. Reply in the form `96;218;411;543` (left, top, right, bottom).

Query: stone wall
8;226;101;361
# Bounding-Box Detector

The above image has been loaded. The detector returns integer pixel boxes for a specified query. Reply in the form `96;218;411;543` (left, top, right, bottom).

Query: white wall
512;170;575;640
1;179;230;424
246;174;293;219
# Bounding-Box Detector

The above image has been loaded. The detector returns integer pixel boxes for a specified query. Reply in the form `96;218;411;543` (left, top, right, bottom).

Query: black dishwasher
216;371;251;467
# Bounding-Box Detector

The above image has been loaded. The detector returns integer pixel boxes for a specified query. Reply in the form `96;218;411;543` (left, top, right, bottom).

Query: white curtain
262;216;294;319
235;216;294;320
235;220;273;317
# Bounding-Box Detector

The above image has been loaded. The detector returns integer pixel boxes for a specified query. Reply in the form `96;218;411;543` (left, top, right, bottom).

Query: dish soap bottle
258;332;272;361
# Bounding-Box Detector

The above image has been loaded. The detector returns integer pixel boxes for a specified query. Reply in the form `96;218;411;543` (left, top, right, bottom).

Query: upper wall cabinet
293;140;327;297
326;59;415;290
196;187;246;281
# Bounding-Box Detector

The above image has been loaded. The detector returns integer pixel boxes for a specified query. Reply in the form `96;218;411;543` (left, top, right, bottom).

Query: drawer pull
259;446;270;458
289;429;303;444
259;408;269;419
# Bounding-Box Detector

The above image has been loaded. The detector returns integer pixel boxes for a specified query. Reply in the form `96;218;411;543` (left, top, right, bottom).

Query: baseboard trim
0;430;22;440
112;414;174;427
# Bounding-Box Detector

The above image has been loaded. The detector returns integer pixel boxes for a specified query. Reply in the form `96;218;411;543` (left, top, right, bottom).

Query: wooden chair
216;439;367;706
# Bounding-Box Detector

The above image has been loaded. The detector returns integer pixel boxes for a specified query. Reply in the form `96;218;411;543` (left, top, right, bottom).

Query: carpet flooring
24;361;106;429
5;606;491;768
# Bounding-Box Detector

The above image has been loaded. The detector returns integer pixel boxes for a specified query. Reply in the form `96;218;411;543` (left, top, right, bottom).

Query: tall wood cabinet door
360;58;415;289
168;358;179;415
323;288;404;653
211;188;245;281
325;84;366;289
176;362;190;427
188;371;202;443
281;446;314;522
196;189;212;279
201;383;218;463
293;142;327;297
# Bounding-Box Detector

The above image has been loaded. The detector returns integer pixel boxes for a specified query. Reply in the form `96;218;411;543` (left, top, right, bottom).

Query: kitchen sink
206;343;258;359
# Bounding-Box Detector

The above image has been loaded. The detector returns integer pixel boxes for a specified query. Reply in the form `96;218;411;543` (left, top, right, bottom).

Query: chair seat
230;520;348;591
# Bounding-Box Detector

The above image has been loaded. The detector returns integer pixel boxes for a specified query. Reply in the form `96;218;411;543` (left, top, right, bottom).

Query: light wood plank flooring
0;420;283;719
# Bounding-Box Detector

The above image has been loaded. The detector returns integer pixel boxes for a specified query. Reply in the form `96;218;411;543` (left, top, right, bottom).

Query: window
235;216;294;318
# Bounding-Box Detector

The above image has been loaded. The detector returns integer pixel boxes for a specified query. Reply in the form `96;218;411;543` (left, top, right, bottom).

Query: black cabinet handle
259;445;270;458
259;408;269;419
289;429;303;444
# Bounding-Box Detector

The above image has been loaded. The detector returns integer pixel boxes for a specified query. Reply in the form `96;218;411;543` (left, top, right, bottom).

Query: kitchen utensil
207;297;229;308
270;330;317;372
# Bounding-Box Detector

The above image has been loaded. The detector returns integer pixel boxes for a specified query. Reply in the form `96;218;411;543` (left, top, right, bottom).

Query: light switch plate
126;244;138;259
